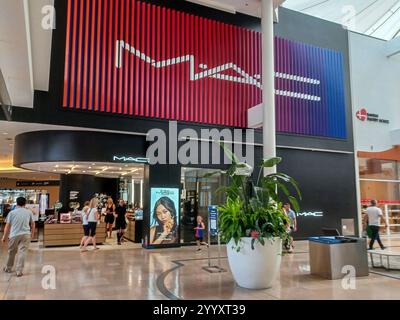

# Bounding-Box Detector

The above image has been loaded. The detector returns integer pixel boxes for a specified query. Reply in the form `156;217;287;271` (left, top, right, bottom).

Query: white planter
227;237;282;289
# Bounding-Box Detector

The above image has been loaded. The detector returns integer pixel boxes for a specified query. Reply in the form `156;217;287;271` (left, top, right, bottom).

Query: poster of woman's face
150;188;179;245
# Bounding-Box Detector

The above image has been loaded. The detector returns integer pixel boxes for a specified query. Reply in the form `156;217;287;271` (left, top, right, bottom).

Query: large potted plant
211;145;301;289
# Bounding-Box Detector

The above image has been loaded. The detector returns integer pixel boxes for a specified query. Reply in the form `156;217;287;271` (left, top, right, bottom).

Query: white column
261;0;276;175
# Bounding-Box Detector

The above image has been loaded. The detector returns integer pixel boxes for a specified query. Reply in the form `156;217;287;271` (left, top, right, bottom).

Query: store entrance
180;167;227;244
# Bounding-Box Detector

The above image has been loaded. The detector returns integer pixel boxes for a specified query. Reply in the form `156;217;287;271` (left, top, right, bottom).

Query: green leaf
251;238;255;250
261;157;282;168
288;196;300;213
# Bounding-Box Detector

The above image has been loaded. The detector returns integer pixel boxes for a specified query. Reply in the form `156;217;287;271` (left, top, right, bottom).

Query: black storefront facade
5;0;359;247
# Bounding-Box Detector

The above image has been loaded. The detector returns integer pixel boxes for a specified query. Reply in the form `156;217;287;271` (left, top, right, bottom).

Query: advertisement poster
150;188;180;245
208;205;219;236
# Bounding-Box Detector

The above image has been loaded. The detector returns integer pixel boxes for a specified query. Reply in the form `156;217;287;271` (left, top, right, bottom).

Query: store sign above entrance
62;0;346;139
356;108;389;124
112;156;149;164
297;211;324;217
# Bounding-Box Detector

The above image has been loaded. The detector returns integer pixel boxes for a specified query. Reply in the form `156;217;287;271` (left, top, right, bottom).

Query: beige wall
0;179;60;207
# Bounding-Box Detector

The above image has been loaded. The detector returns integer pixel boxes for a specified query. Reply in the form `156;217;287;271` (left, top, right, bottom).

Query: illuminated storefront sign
297;211;324;217
112;156;149;163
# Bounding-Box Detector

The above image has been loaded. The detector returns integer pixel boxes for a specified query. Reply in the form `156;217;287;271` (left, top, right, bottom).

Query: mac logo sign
297;211;324;217
113;156;149;164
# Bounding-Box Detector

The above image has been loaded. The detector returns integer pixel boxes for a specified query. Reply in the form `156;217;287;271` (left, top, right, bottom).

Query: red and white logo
356;108;367;121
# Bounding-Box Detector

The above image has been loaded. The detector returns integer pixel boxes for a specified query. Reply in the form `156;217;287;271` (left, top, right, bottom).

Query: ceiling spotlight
83;171;86;173
88;167;92;169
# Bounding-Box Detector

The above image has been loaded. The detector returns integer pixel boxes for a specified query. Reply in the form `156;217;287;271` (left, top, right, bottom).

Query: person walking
365;200;387;250
194;216;208;252
1;197;35;277
79;201;90;249
104;198;116;239
283;203;297;253
81;198;100;252
115;199;127;245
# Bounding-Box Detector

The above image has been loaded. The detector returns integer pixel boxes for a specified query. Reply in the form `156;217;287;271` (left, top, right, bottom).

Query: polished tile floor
1;235;400;300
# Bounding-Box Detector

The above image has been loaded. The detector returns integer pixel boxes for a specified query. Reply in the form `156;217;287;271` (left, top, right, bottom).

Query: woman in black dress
104;197;116;239
115;199;127;245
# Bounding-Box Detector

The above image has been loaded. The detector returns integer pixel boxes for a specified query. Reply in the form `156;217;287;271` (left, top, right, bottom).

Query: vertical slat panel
220;23;226;125
81;0;90;110
145;3;151;117
175;10;181;121
205;18;211;125
88;0;95;110
180;12;186;122
63;0;72;107
249;30;255;126
134;1;140;116
75;0;85;109
117;0;123;114
189;14;195;123
106;0;113;112
139;2;146;117
165;8;171;119
69;0;78;108
183;14;193;121
155;5;161;118
229;24;234;127
94;0;101;111
194;16;199;123
211;19;217;125
111;0;118;113
100;0;108;112
160;6;166;119
129;0;135;115
199;17;205;124
150;4;156;118
123;0;129;115
170;9;176;120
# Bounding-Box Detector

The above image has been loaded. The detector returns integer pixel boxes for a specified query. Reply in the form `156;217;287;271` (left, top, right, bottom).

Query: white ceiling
282;0;400;40
190;0;400;41
0;0;53;108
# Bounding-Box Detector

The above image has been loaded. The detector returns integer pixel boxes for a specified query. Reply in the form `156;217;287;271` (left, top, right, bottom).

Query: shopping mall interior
1;0;400;302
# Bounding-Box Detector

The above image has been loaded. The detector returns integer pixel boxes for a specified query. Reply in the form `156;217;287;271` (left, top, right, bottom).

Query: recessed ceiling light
88;167;92;169
55;165;59;168
83;171;86;173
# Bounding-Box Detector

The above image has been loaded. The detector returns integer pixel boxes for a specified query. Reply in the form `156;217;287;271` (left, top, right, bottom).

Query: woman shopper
79;201;90;249
115;199;127;245
81;198;100;252
104;197;116;239
194;215;208;252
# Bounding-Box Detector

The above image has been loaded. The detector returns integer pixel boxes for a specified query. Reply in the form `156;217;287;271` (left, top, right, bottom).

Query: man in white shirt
2;197;35;277
364;200;386;250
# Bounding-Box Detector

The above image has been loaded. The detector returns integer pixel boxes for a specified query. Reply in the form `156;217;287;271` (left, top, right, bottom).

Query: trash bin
308;236;369;280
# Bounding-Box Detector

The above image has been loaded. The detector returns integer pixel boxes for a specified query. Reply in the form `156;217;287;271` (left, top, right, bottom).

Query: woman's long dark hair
153;196;177;234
